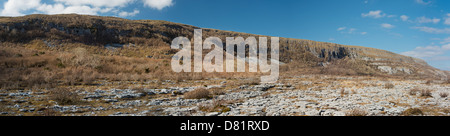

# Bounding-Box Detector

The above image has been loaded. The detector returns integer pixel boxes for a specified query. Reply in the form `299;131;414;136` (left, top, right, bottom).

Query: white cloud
381;23;395;29
143;0;173;10
401;45;446;58
119;9;140;17
415;0;432;5
400;15;409;21
0;0;172;17
0;0;41;16
53;0;134;7
387;15;396;18
443;44;450;50
401;42;450;62
348;28;356;34
337;27;366;35
337;27;346;31
361;10;386;18
35;3;102;15
416;16;440;24
444;13;450;25
441;37;450;44
412;26;450;34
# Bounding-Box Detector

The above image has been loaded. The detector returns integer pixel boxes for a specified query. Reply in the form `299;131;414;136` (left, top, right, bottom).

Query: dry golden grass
41;108;62;116
295;84;309;90
425;80;432;85
49;88;85;105
409;88;420;96
198;99;231;113
420;89;433;98
439;92;448;98
384;82;395;89
345;109;368;116
184;88;211;99
210;88;226;96
340;89;347;97
401;108;423;116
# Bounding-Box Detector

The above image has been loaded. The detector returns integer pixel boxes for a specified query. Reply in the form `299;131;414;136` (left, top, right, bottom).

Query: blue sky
1;0;450;70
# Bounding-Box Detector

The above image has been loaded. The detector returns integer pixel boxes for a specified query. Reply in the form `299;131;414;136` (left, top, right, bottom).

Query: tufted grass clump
402;108;423;116
384;83;395;89
49;88;85;105
184;88;211;99
345;109;368;116
198;99;231;113
439;92;448;98
420;89;433;98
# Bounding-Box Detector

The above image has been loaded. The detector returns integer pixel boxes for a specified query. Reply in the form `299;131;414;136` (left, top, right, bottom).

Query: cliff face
0;14;448;79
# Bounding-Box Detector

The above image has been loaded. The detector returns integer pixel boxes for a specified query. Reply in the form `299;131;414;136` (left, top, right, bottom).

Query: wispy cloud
401;44;450;59
412;26;450;34
415;0;432;5
441;37;450;44
400;15;409;21
444;13;450;25
119;9;140;17
416;16;440;24
337;27;346;31
401;38;450;66
337;27;366;35
361;10;386;18
381;23;395;29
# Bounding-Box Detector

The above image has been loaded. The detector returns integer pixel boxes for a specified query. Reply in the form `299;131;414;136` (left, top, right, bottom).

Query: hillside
0;14;448;82
1;14;449;117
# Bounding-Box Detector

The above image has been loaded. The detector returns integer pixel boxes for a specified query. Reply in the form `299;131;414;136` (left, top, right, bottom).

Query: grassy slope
0;14;448;82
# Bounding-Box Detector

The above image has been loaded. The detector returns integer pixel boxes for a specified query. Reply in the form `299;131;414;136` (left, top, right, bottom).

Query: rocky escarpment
0;14;447;79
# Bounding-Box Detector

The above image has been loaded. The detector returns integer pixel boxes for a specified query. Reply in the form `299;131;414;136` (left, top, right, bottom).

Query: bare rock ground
0;75;449;116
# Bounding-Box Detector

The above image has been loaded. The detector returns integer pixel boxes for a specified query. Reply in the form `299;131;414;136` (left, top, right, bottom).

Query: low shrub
409;88;420;96
340;89;347;97
198;99;231;113
49;88;84;105
384;83;395;89
41;108;61;116
402;108;423;116
345;109;368;116
439;92;448;98
210;88;226;96
409;88;433;97
420;89;433;97
184;88;211;99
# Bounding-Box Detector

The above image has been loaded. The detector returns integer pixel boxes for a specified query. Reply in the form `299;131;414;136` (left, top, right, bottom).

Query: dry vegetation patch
40;108;62;116
210;88;226;96
409;88;420;96
384;82;395;89
420;89;433;98
184;88;211;99
401;108;423;116
439;92;448;98
345;109;368;116
408;88;433;98
198;99;231;113
49;88;85;105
